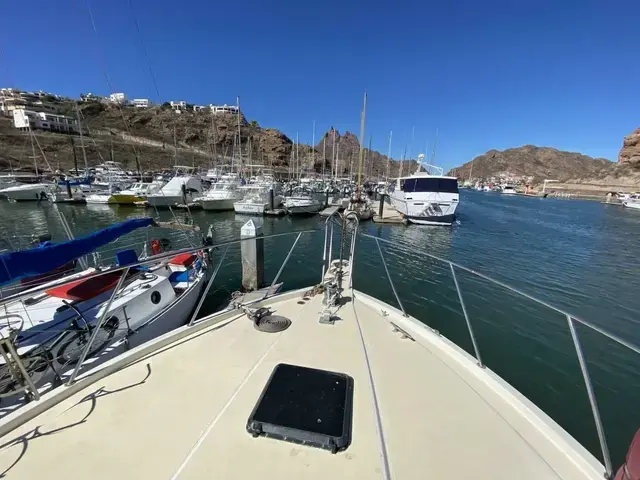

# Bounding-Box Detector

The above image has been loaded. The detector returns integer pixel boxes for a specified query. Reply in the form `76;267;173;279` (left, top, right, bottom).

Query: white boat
389;164;458;225
85;193;115;204
234;185;284;215
284;187;324;215
111;181;164;205
147;175;203;208
623;194;640;210
0;220;635;480
195;182;244;211
47;186;87;204
502;185;517;195
0;183;51;202
0;218;208;404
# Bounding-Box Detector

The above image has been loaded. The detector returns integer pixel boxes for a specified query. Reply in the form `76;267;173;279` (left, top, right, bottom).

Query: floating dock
319;205;340;217
373;200;404;224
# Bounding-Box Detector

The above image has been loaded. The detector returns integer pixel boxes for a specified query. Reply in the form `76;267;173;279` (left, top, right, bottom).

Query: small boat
501;185;517;195
147;175;203;208
111;181;164;205
195;182;244;211
284;187;324;215
234;186;283;215
623;194;640;210
85;193;115;204
0;183;51;202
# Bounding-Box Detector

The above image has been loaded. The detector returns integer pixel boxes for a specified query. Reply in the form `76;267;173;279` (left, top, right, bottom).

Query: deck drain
254;315;292;333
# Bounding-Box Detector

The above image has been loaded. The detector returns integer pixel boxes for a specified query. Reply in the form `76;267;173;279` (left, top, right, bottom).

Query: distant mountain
619;128;640;167
447;145;614;183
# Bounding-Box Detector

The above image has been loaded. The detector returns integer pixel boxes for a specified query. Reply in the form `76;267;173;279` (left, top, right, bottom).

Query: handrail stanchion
348;214;359;289
567;315;613;478
188;245;230;327
270;232;302;289
375;237;407;317
0;340;40;401
66;267;130;386
321;218;329;282
327;220;334;270
450;263;484;368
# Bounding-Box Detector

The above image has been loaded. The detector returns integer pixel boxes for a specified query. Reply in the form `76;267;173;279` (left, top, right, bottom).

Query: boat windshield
401;177;459;193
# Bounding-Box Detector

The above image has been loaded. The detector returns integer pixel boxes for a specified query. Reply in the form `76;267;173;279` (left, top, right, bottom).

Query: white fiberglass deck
0;285;604;479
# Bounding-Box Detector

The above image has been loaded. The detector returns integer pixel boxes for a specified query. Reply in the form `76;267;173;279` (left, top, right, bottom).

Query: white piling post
241;219;264;291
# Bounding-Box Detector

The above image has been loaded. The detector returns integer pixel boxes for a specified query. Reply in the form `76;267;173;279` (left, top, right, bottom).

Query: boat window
404;178;459;193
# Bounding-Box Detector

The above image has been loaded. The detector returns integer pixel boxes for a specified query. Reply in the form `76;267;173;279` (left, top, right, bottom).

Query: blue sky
1;0;639;171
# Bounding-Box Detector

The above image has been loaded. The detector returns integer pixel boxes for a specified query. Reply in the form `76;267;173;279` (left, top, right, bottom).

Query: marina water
0;190;639;467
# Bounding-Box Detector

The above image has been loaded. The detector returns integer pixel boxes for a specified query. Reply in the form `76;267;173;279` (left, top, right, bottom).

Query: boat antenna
357;91;367;186
431;128;439;166
408;126;415;173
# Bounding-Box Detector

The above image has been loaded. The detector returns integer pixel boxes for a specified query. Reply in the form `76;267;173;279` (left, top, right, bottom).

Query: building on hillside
132;98;151;108
109;92;127;104
210;104;239;115
13;109;78;134
170;101;187;110
0;97;55;117
192;105;207;112
81;92;107;103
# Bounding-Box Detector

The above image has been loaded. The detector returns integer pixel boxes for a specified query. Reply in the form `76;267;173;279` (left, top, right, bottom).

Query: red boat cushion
45;272;124;301
169;253;197;268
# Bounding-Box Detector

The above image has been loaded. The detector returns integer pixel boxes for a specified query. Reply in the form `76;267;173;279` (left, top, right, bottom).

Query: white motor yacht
0;218;634;480
111;181;164;205
147;175;203;208
234;185;284;215
623;194;640;210
195;182;244;211
284;187;324;215
389;163;458;225
0;183;51;202
502;185;517;195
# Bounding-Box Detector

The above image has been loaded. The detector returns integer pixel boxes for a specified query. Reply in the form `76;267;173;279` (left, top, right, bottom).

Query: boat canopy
0;217;154;287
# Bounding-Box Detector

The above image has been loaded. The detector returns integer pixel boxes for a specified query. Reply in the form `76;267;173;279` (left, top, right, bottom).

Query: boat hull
147;195;184;208
111;194;145;205
623;201;640;210
0;185;50;202
405;213;456;226
198;198;237;211
234;202;266;215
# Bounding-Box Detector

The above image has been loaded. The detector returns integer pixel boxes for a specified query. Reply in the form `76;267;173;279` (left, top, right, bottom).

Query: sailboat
0;127;51;201
0;218;209;402
0;216;636;480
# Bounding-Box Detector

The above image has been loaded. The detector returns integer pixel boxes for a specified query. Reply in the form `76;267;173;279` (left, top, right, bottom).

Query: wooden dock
373;199;405;224
319;205;340;217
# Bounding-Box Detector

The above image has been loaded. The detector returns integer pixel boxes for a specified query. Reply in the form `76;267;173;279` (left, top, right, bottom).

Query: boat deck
0;283;604;479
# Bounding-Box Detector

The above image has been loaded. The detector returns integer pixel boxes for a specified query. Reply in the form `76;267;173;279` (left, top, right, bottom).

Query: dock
373;198;404;224
319;205;340;217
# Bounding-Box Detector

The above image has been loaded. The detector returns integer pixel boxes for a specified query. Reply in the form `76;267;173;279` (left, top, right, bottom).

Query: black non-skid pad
247;363;354;453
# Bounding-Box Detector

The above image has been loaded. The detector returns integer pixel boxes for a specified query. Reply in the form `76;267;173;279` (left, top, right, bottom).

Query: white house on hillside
110;92;127;104
210;104;239;115
132;98;151;108
13;109;77;133
170;101;187;110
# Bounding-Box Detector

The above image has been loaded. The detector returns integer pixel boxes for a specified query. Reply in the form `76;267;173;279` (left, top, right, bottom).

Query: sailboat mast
296;132;300;181
432;128;439;165
331;128;336;181
336;143;340;179
236;96;242;173
29;124;38;177
75;104;89;172
322;137;326;179
399;146;406;179
357;91;367;185
312;120;315;174
386;130;392;182
173;124;177;167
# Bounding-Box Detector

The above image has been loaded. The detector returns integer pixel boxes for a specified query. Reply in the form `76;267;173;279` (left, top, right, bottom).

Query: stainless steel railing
357;231;640;479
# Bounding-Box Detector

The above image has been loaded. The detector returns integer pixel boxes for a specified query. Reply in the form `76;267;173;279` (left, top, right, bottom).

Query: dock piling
241;219;264;291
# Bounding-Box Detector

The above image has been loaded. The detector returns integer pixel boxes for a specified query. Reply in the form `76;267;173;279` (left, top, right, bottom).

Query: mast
336;143;340;179
28;124;38;177
312;120;315;174
399;146;406;179
386;130;392;182
408;126;415;173
367;136;372;180
322;136;326;179
295;132;300;181
173;124;177;167
432;128;439;165
357;91;367;185
236;96;242;173
70;137;79;175
75;104;89;172
331;128;336;181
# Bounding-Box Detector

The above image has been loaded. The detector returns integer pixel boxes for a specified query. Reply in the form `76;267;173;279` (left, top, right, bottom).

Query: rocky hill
0;100;407;178
448;145;615;184
619;128;640;167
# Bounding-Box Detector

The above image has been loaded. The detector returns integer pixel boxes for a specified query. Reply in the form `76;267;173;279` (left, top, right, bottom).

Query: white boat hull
623;201;640;210
0;184;50;201
198;198;237;211
147;194;184;208
234;202;266;215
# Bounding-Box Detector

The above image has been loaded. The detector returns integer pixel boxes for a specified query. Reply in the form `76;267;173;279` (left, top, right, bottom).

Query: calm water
0;191;639;468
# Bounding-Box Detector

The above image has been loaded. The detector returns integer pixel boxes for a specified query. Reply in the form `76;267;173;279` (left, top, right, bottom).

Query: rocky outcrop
449;145;613;183
619;128;640;166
